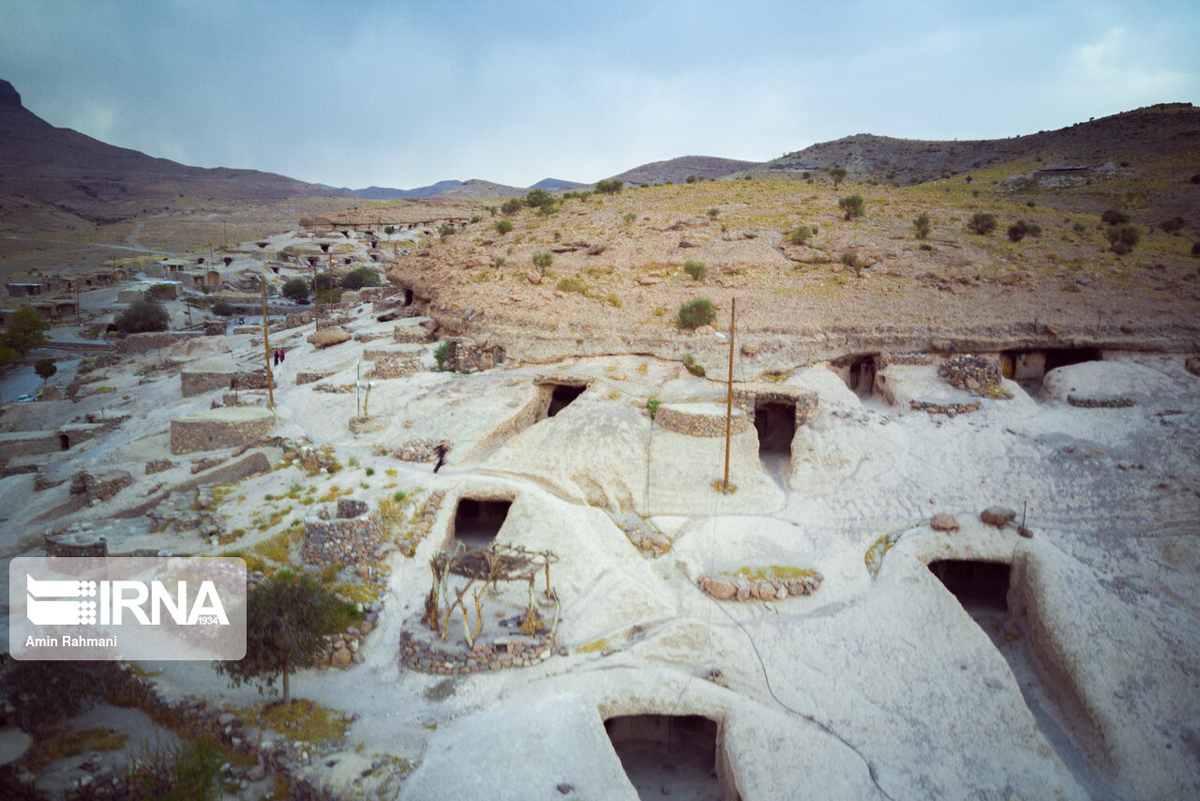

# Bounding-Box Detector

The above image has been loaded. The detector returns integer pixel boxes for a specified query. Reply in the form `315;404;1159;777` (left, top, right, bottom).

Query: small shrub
677;298;716;330
433;341;452;371
966;212;998;235
596;178;623;195
555;277;587;295
495;219;514;235
114;300;170;334
623;212;637;224
1101;208;1129;225
1072;221;1087;233
500;198;522;215
1007;220;1043;242
828;166;847;187
1106;223;1140;253
1190;174;1200;185
282;277;309;303
604;292;622;308
1191;241;1200;256
1160;216;1185;234
838;194;865;220
438;224;454;238
1026;200;1036;208
684;260;708;281
682;354;705;377
707;208;719;220
913;213;931;240
469;215;482;224
791;226;813;245
531;252;552;272
646;398;660;420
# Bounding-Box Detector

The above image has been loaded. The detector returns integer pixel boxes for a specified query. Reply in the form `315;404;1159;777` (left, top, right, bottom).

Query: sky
1;0;1197;190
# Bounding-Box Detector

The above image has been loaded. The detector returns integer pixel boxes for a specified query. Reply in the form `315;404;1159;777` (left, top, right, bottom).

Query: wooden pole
311;259;320;331
260;269;274;409
723;297;737;493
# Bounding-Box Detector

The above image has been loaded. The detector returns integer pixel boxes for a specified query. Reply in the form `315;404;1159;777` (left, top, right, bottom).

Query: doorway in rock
58;433;70;451
754;401;795;453
605;714;737;801
403;288;414;306
842;354;877;397
544;383;586;418
1002;348;1101;393
928;559;1114;798
452;498;511;548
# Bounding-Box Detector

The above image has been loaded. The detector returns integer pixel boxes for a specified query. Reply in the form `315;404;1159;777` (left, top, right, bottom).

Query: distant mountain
0;78;346;230
437;179;526;198
338;180;464;199
610;155;764;186
529;177;587;191
764;103;1200;185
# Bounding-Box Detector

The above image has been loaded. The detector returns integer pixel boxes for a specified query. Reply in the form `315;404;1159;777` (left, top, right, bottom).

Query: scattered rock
701;578;736;600
246;764;267;782
930;513;960;532
331;647;352;669
980;507;1017;527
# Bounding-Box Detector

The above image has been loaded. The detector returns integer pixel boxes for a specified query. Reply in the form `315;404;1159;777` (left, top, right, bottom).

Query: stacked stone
445;340;504;372
940;355;1002;391
170;408;274;455
877;353;934;368
698;572;824;602
69;469;132;502
145;458;173;475
399;630;555;675
44;531;108;557
731;385;820;427
1067;395;1134;408
115;332;178;355
392;324;433;344
400;491;444;556
364;349;422;379
909;399;981;417
295;368;340;385
316;609;380;669
656;405;751;437
624;524;671;556
302;499;383;565
394;439;438;462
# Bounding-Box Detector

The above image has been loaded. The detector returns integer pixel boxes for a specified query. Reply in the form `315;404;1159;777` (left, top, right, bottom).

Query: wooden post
722;297;737;493
260;269;274;409
311;258;320;331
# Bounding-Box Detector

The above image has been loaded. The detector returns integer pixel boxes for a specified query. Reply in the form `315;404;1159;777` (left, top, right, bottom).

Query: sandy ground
1;233;1198;800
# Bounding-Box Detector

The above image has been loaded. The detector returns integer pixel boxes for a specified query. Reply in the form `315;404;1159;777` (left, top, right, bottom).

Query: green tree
913;213;932;240
3;307;49;357
211;299;235;317
531;252;552;273
35;357;56;384
1101;208;1129;225
828;167;848;187
495;219;514;235
339;267;381;290
282;277;310;303
214;570;346;707
677;297;716;330
0;658;116;745
596;178;624;195
684;260;708;281
500;198;522;216
966;212;998;235
524;188;552;207
0;344;15;369
838;194;865;221
114;300;169;334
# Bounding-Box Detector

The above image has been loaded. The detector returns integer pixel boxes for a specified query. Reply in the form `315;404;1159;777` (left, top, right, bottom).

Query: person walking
432;440;450;473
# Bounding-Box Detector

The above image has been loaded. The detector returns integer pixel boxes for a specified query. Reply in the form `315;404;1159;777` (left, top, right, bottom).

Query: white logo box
10;556;246;661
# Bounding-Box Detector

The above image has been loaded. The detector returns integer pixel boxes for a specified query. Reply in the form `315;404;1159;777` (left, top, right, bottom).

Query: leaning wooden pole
722;297;737;493
311;258;321;331
260;269;274;409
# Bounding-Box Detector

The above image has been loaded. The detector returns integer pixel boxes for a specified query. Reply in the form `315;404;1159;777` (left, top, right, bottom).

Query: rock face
930;513;960;532
980;506;1017;527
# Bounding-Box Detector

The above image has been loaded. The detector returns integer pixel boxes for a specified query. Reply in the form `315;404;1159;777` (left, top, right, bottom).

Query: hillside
612;155;764;186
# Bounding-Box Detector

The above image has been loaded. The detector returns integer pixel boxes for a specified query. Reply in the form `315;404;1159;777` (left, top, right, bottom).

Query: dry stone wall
732;385;819;426
656;403;750;437
302;497;384;565
170;408;274;454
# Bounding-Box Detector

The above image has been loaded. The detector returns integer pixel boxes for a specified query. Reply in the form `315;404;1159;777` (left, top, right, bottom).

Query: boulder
331;647;352;669
701;578;736;600
307;326;351;349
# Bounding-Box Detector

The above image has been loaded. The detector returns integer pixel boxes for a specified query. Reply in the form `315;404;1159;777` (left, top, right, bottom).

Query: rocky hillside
766;103;1200;185
612;155;764;186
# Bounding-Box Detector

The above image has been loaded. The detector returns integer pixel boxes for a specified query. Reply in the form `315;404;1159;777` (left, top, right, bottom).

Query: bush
684;260;708;281
791;226;813;245
555;277;587;295
913;213;931;240
1192;241;1200;256
838;194;865;220
682;354;705;377
707;208;719;220
282;277;309;303
828;166;847;187
596;178;624;195
1106;223;1140;253
35;357;56;383
524;188;552;207
1160;216;1185;234
496;219;513;235
2;307;49;356
531;252;552;272
211;299;235;317
966;212;998;235
339;267;380;290
114;300;169;334
500;198;522;216
1072;221;1087;233
433;341;452;371
1101;208;1129;225
677;298;716;330
1007;220;1042;242
622;212;637;224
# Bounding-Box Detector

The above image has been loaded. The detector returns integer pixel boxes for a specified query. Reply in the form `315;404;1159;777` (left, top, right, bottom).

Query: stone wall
59;423;109;448
115;332;178;355
400;630;555;675
448;340;505;372
302;497;384;565
656;403;751;437
181;370;235;397
909;399;981;417
0;431;60;460
877;352;934;368
364;348;422;379
170;408;275;454
698;571;823;602
732;384;819;427
44;532;108;557
941;354;1002;391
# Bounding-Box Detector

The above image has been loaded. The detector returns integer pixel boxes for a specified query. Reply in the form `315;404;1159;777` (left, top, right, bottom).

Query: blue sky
1;0;1196;189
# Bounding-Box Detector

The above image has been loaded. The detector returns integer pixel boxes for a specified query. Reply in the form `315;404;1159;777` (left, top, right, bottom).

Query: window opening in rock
452;498;511;547
928;559;1010;611
754;402;795;454
403;288;414;306
605;714;734;801
58;434;70;451
545;384;585;418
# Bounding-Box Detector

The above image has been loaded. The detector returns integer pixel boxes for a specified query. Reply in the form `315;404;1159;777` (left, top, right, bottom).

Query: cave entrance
403;288;414;306
1001;348;1101;387
928;560;1011;612
754;401;795;454
541;382;586;419
452;498;511;548
58;433;70;451
604;714;738;800
834;353;877;397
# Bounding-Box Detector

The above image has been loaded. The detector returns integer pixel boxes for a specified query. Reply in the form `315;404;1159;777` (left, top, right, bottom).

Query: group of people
272;348;286;367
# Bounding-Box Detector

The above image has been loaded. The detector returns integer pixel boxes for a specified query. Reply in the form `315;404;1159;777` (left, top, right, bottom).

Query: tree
500;198;522;216
966;212;998;235
211;299;235;317
214;570;346;707
0;658;116;745
282;277;310;303
339;267;381;290
677;297;716;330
3;307;49;357
684;260;708;281
828;167;848;187
531;252;552;273
1101;208;1129;225
114;300;169;334
0;344;15;369
524;188;552;207
838;194;865;221
596;178;624;195
35;357;56;384
913;213;932;240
